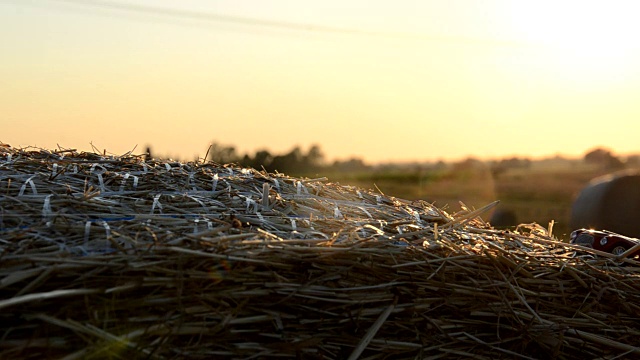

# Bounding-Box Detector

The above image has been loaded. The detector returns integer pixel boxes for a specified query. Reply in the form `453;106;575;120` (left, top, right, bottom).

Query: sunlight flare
508;1;640;78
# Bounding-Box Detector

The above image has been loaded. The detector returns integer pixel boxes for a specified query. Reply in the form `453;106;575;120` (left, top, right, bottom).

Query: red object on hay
570;228;640;258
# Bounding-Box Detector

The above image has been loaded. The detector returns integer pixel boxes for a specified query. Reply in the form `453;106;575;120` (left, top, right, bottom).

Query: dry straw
0;144;639;359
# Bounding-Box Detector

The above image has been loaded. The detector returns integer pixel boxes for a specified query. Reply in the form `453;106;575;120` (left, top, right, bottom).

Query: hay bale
570;170;640;237
0;145;639;359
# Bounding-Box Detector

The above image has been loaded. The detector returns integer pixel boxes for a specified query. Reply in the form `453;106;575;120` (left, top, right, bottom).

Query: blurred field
181;143;637;241
324;161;618;241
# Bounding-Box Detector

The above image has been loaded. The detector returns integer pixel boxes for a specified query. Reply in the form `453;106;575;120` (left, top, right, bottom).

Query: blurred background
3;0;640;238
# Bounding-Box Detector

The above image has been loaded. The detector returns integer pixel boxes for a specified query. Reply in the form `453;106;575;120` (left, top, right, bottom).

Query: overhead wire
1;0;525;47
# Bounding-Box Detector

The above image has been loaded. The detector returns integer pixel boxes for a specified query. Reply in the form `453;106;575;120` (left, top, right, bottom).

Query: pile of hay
0;145;639;359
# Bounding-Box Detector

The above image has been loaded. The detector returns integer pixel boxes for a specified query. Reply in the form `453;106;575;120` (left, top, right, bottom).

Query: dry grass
0;145;639;359
335;165;613;238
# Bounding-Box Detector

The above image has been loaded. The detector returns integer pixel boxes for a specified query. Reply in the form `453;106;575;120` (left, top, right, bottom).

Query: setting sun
507;1;640;79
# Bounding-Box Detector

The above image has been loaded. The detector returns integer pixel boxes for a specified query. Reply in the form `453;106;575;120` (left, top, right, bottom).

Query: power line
53;0;382;35
2;0;524;47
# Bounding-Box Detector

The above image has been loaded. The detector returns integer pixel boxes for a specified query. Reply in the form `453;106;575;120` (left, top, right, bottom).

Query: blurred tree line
205;143;369;176
583;147;625;169
144;143;637;178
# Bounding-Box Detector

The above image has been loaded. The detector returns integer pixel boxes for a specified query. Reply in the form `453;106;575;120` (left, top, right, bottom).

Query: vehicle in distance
570;228;640;258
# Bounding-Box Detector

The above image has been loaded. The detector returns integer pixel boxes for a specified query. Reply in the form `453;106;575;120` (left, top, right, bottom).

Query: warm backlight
508;1;640;78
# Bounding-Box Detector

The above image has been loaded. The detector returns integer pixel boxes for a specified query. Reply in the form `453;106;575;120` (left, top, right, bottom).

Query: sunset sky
2;0;640;163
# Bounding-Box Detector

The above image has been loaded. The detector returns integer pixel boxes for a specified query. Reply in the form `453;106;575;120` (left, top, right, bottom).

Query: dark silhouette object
144;146;152;161
304;144;324;169
490;209;517;228
253;150;273;168
207;143;239;164
584;147;624;170
626;154;640;167
570;170;640;237
269;146;303;174
211;143;325;175
266;145;325;175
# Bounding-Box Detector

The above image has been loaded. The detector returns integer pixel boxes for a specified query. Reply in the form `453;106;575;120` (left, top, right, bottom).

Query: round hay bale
570;170;640;237
2;146;640;359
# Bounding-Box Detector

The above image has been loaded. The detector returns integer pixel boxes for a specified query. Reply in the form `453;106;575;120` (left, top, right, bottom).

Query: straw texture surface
1;145;639;359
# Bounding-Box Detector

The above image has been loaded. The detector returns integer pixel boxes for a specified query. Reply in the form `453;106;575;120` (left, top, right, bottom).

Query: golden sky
2;0;640;163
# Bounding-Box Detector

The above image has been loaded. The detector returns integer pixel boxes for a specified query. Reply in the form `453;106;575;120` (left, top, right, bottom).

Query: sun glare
508;1;640;79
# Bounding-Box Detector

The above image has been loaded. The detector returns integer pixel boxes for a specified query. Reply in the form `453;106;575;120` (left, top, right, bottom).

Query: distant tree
332;158;369;172
452;157;485;172
207;143;239;164
203;143;328;175
585;148;610;163
269;146;303;174
252;150;273;169
304;144;325;169
625;154;640;168
584;147;624;169
239;154;252;167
